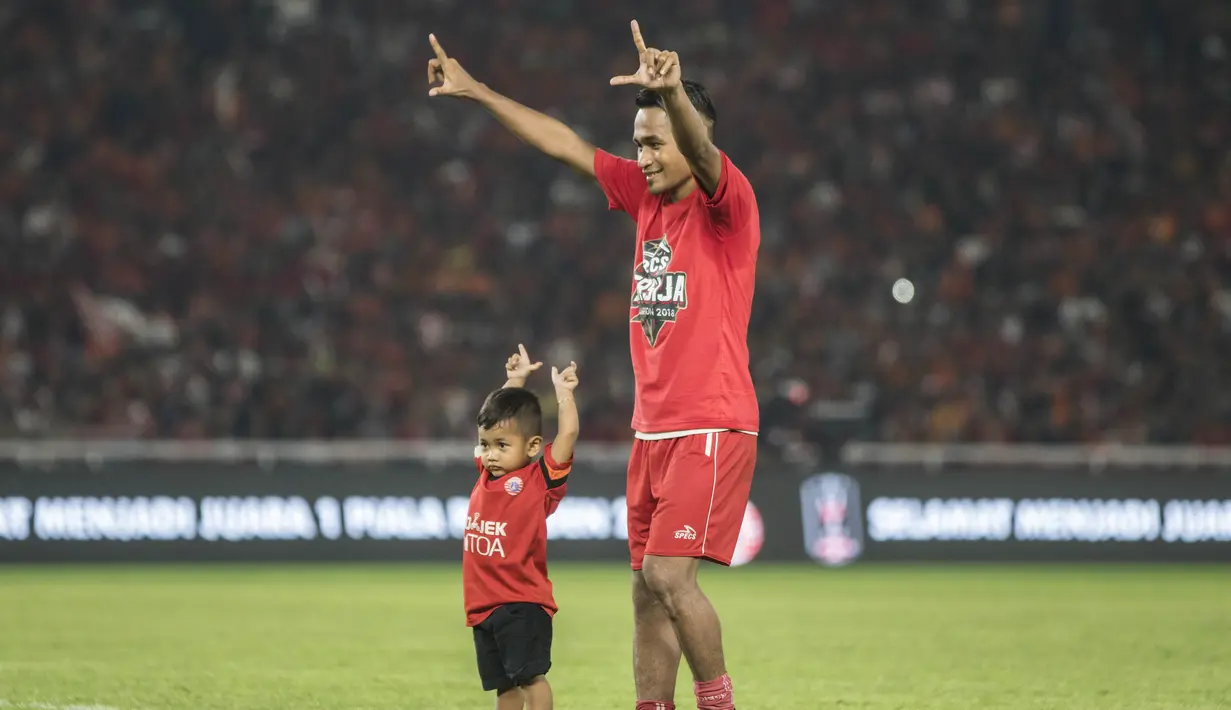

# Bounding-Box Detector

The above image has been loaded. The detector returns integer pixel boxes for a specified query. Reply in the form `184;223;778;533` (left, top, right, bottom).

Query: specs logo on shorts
631;236;688;347
673;524;698;540
503;476;524;496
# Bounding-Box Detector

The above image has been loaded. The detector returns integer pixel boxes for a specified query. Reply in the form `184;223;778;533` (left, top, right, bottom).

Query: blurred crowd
1;0;1228;453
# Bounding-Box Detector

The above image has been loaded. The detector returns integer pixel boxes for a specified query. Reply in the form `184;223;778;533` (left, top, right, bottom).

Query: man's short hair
635;79;717;136
476;388;543;437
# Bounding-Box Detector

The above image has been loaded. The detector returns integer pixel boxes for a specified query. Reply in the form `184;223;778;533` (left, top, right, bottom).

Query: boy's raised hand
551;361;579;393
505;344;543;383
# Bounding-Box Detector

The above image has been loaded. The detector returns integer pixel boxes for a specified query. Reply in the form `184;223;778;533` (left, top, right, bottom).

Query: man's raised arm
609;20;723;196
428;33;596;178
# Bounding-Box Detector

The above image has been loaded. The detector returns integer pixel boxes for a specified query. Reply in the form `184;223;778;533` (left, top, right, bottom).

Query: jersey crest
631;236;688;347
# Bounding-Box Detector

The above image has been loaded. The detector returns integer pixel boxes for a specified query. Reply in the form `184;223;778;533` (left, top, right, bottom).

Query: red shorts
626;431;757;570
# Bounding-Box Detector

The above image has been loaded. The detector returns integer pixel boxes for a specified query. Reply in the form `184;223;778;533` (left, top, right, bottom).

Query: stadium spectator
1;0;1228;456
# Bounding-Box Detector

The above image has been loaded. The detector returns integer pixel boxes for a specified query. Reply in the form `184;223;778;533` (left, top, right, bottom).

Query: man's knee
639;555;699;616
632;571;660;613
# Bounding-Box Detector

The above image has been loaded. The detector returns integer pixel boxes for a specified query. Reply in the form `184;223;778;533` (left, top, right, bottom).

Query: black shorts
472;603;553;692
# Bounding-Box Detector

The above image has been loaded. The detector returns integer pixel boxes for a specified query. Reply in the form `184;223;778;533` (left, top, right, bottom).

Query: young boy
463;344;579;710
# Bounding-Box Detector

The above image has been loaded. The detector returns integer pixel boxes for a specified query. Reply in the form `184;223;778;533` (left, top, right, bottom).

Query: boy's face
477;420;542;475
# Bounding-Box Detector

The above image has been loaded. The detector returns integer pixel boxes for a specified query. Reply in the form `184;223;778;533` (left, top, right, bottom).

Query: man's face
633;107;694;197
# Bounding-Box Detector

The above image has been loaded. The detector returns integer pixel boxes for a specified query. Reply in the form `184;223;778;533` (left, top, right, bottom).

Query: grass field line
0;700;123;710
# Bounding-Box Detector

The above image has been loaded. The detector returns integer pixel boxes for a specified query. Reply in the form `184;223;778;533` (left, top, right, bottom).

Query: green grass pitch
1;563;1228;709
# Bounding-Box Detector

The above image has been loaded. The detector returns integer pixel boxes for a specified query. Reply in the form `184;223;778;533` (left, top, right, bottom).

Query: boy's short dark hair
635;79;717;136
476;388;543;438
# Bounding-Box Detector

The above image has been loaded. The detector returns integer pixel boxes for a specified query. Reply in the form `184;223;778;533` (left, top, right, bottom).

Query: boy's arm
503;344;542;389
550;362;580;464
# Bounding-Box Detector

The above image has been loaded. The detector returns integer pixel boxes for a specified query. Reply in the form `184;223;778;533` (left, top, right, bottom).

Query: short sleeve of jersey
699;151;757;240
594;149;647;218
539;443;572;489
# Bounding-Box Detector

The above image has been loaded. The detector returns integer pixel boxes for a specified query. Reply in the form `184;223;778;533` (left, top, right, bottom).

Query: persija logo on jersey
631;236;688;347
503;476;523;496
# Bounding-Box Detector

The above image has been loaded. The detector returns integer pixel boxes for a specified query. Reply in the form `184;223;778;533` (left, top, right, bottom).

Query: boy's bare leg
520;676;553;710
496;687;524;710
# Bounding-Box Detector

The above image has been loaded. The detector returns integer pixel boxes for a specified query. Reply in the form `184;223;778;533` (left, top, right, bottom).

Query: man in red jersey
465;345;579;710
431;20;758;710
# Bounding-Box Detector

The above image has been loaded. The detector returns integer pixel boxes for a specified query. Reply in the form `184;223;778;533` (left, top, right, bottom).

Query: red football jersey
594;149;760;434
462;443;571;627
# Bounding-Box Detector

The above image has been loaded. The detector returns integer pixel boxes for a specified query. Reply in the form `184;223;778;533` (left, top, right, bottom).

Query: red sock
694;674;734;710
636;702;675;710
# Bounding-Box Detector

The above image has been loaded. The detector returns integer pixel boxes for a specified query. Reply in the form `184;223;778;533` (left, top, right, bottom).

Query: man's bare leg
641;555;735;709
633;569;684;706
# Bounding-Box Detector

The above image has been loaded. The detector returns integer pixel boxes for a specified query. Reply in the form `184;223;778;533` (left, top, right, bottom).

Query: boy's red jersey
593;149;760;435
461;443;571;627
